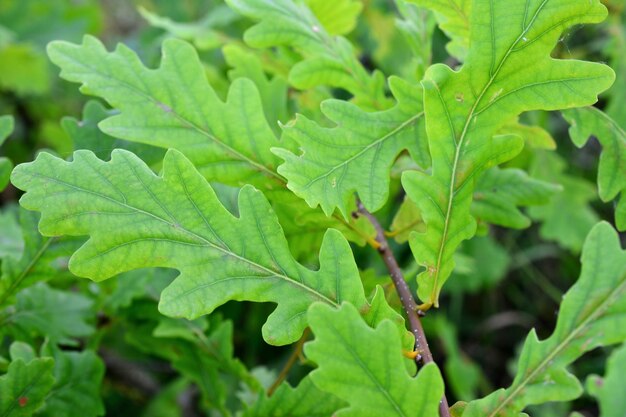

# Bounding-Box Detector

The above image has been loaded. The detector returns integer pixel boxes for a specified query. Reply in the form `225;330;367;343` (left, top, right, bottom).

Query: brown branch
356;200;450;417
267;328;310;396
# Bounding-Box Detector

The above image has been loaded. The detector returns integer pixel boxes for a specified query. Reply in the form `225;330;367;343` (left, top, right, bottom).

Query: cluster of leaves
1;0;625;416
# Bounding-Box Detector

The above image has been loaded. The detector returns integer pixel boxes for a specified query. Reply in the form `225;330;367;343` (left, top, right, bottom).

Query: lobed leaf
274;76;428;217
389;196;425;244
125;307;257;413
223;44;290;137
47;36;283;190
11;283;94;345
459;222;626;417
245;376;344;417
47;36;374;253
562;107;626;230
402;0;614;308
305;302;444;417
0;358;55;417
408;0;470;60
389;166;557;243
62;100;165;164
472;167;560;229
0;210;80;308
225;0;390;110
528;151;599;253
36;348;105;417
138;5;238;50
11;149;368;346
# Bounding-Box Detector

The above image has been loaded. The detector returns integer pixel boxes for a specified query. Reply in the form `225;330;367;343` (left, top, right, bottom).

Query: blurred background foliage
0;1;624;416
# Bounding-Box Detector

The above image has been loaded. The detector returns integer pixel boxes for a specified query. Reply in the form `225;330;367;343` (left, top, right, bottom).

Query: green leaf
139;5;237;50
266;189;375;260
47;36;371;250
604;9;626;127
0;43;49;96
11;149;369;345
586;344;626;417
459;222;626;417
390;167;557;243
305;302;445;417
0;358;55;417
0;158;13;192
275;76;427;217
154;319;246;414
102;269;175;313
445;234;511;294
0;115;13;146
407;0;470;60
561;107;626;230
0;115;14;191
0;208;23;259
225;0;391;110
304;0;362;36
391;0;436;81
10;283;94;345
245;376;344;417
47;36;283;190
126;309;257;414
472;167;560;229
389;196;425;244
500;119;555;150
0;210;80;308
62;100;165;164
36;348;104;417
528;151;599;253
402;0;614;308
223;44;289;137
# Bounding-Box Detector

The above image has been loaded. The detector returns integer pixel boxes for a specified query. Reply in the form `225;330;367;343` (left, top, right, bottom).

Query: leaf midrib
330;323;407;417
59;49;285;184
429;0;549;305
300;112;424;190
0;238;55;307
59;43;372;246
26;170;337;307
486;270;626;417
0;360;52;417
